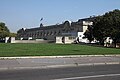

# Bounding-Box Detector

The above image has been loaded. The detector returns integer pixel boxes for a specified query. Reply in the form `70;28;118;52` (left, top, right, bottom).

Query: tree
92;9;120;46
0;22;10;39
9;33;17;37
84;25;94;43
92;16;106;45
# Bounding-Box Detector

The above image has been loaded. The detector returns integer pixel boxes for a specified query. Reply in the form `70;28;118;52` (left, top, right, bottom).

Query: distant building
17;18;93;44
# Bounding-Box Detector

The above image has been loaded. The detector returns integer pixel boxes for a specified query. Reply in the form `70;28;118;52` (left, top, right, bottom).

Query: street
0;64;120;80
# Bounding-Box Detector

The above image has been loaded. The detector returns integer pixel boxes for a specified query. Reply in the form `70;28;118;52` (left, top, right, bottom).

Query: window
69;36;75;40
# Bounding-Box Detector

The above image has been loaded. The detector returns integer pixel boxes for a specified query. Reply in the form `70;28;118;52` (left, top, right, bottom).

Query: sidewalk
0;55;120;70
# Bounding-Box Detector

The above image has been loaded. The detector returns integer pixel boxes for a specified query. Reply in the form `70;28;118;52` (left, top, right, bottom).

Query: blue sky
0;0;120;32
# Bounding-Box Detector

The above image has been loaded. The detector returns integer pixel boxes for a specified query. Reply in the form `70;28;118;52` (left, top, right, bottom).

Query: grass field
0;43;120;57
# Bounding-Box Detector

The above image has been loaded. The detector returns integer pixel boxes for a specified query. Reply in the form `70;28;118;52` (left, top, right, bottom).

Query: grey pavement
0;56;120;70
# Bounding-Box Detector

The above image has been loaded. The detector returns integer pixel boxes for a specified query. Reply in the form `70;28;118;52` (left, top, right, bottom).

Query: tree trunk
113;39;117;48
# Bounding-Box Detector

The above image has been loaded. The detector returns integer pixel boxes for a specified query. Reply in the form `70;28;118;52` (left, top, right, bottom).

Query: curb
0;62;120;71
0;55;120;59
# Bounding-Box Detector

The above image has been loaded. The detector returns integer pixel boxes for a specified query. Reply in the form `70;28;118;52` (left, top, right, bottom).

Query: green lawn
0;43;120;57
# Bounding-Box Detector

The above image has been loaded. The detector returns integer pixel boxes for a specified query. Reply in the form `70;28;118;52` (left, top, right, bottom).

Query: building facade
17;18;93;43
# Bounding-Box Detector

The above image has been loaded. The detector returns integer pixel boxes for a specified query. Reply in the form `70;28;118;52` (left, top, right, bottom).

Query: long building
17;18;93;43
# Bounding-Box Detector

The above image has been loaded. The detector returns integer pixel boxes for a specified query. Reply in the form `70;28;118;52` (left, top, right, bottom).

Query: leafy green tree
84;25;94;43
0;22;10;39
92;16;106;45
9;33;17;37
92;9;120;46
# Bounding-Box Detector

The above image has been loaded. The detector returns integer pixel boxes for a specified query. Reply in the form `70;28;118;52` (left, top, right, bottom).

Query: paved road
0;56;120;70
0;64;120;80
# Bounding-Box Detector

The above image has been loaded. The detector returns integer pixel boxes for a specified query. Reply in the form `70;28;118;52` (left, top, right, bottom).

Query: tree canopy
0;22;10;39
85;9;120;45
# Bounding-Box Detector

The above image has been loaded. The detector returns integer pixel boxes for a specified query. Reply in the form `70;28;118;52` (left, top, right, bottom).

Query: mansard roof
21;23;64;32
17;17;94;33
